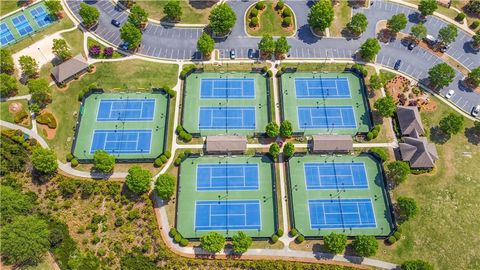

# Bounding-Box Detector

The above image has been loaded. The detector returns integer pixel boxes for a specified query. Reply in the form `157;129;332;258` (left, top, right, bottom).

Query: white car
472;105;480;117
445;89;455;99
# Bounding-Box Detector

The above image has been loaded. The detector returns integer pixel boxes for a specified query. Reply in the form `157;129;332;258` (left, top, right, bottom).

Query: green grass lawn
374;96;480;270
45;60;178;162
136;0;214;24
246;2;295;37
0;99;31;128
330;1;351;37
0;0;21;16
86;37;124;59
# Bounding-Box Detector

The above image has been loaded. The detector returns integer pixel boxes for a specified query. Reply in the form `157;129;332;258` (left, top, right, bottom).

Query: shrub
250;17;259;27
164;150;172;158
266;70;273;77
369;147;388;162
160;155;168;163
103;47;114;57
179;238;189;247
277;1;285;10
455;12;466;21
393;231;402;240
176;124;184;134
127;209;140;221
169;228;178;238
470;21;479;29
352;63;368;77
174;234;182;243
70;158;79;167
255;2;265;10
13;110;28;124
66;153;74;162
270;234;278;243
282;8;292;17
174;158;182;166
154;158;163;167
387;236;397;244
262;66;269;73
374;124;381;132
250;8;258;18
180;65;195;79
276;228;284;237
371;129;379;139
296;234;305;243
36;112;57;129
283;16;292;27
401;260;434;270
290;228;298;236
115;217;124;227
89;45;101;57
366;131;374;141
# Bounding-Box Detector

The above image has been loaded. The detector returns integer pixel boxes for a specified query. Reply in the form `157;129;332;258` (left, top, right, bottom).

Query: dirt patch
385;75;437;112
37;109;58;140
8;102;23;113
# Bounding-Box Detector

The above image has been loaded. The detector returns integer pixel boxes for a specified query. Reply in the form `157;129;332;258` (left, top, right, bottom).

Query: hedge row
169;227;189;247
387;226;403;244
176;125;192;142
366;124;381;141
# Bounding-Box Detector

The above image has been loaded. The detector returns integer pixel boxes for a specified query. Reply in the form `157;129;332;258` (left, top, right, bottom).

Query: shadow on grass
429;126;451;144
465;127;480;145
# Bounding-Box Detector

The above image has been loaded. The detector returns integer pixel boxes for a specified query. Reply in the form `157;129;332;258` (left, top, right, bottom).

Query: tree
258;35;276;57
369;74;383;91
428;63;455;89
269;143;280;159
280;120;293;138
197;32;215;58
79;2;99;28
0;216;50;265
410;23;427;41
209;4;236;36
308;0;334;33
45;0;62;16
164;1;182;22
125;166;152;194
324;232;348;254
387;13;408;33
467;66;480;87
200;232;225;253
438;24;458;45
1;48;15;74
353;235;378;257
128;5;149;28
155;173;176;200
369;147;388;162
346;13;368;36
28;78;51;107
374;95;396;117
386;161;410;184
32;147;58;174
0;186;35;225
231;231;252;254
283;142;295;158
120;22;143;50
359;38;381;61
418;0;438;17
397;196;418;220
93;150;115;173
275;37;290;55
0;73;17;97
473;34;480;49
401;260;434;270
19;55;39;79
52;38;72;61
439;113;464;135
265;121;279;137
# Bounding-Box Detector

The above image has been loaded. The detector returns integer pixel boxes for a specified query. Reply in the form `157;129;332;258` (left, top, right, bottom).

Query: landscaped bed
246;1;295;36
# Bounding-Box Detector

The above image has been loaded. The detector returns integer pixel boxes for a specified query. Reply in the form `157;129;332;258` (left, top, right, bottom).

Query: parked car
424;35;437;46
248;49;255;59
230;49;236;59
472;105;480;117
119;43;129;51
394;60;402;70
408;42;417;50
111;19;121;27
445;89;455;99
440;44;450;53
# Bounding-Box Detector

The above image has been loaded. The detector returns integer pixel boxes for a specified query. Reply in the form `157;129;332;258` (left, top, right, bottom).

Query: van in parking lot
424;35;437;46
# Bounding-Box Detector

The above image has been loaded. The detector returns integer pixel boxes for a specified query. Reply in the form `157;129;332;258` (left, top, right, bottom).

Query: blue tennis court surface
197;164;259;191
295;78;350;98
195;200;261;231
201;78;255;99
96;99;155;121
12;15;33;36
30;6;52;28
305;162;368;190
298;106;356;129
0;23;14;46
199;106;256;130
90;129;152;154
308;199;376;229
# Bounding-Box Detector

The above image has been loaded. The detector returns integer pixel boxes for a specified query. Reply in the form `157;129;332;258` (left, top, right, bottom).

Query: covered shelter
310;135;353;153
205;135;247;154
51;54;88;84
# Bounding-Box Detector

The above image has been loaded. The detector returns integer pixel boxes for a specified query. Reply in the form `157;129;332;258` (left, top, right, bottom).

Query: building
310;135;353;153
205;135;247;154
396;106;425;137
51;54;88;84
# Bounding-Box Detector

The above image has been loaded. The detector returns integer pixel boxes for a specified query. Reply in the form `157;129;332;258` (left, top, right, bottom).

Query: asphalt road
64;0;480;117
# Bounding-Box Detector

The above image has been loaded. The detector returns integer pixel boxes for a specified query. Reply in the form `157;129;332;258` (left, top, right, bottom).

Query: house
310;135;353;153
399;135;439;169
205;135;247;154
51;54;88;84
396;106;425;137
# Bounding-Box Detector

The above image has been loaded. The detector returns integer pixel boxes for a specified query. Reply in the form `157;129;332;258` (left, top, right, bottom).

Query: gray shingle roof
396;106;425;137
51;54;88;83
206;135;247;153
311;135;353;152
399;137;438;168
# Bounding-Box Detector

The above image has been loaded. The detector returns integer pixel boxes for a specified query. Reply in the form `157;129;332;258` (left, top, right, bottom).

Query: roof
311;135;353;152
396;106;425;137
51;54;88;83
206;135;247;153
399;137;438;168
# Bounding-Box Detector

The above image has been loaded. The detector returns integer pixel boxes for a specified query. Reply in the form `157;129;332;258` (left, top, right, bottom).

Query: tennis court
176;155;276;238
201;78;255;99
288;154;393;237
197;163;259;191
199;106;256;130
12;15;33;37
182;72;270;136
195;200;261;231
96;99;156;121
305;162;368;190
29;6;52;28
90;129;152;154
73;92;169;161
0;23;14;46
281;72;371;135
298;106;357;129
295;77;350;98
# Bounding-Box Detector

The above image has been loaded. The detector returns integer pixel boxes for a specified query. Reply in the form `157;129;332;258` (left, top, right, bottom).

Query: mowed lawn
0;0;20;16
136;0;214;24
46;60;178;161
330;1;351;37
375;96;480;270
246;2;295;36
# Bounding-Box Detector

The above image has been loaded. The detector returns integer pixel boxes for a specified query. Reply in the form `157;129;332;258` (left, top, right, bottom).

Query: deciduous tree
269;143;280;159
79;2;99;28
283;142;295;158
0;185;35;225
232;231;252;254
45;0;62;16
428;63;455;89
438;24;458;45
280;120;293;138
387;13;408;33
467;66;480;87
209;4;236;36
197;32;215;58
200;232;225;253
410;23;427;41
308;0;334;33
125;166;152;194
374;95;396;117
418;0;438;17
275;37;291;55
155;173;176;200
52;38;72;61
324;232;348;254
397;196;418;220
93;150;115;173
164;1;182;22
19;55;39;80
439;113;464;135
258;35;275;57
0;73;17;97
265;121;279;137
346;13;368;36
353;235;378;257
128;5;149;28
386;161;410;184
28;78;51;108
120;22;143;50
359;38;381;61
0;48;15;74
32;147;57;174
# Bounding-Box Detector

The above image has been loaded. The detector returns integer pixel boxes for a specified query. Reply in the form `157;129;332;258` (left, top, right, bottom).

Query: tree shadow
463;41;479;54
465;127;480;145
312;243;335;260
188;0;217;9
297;24;320;44
429;126;451;144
